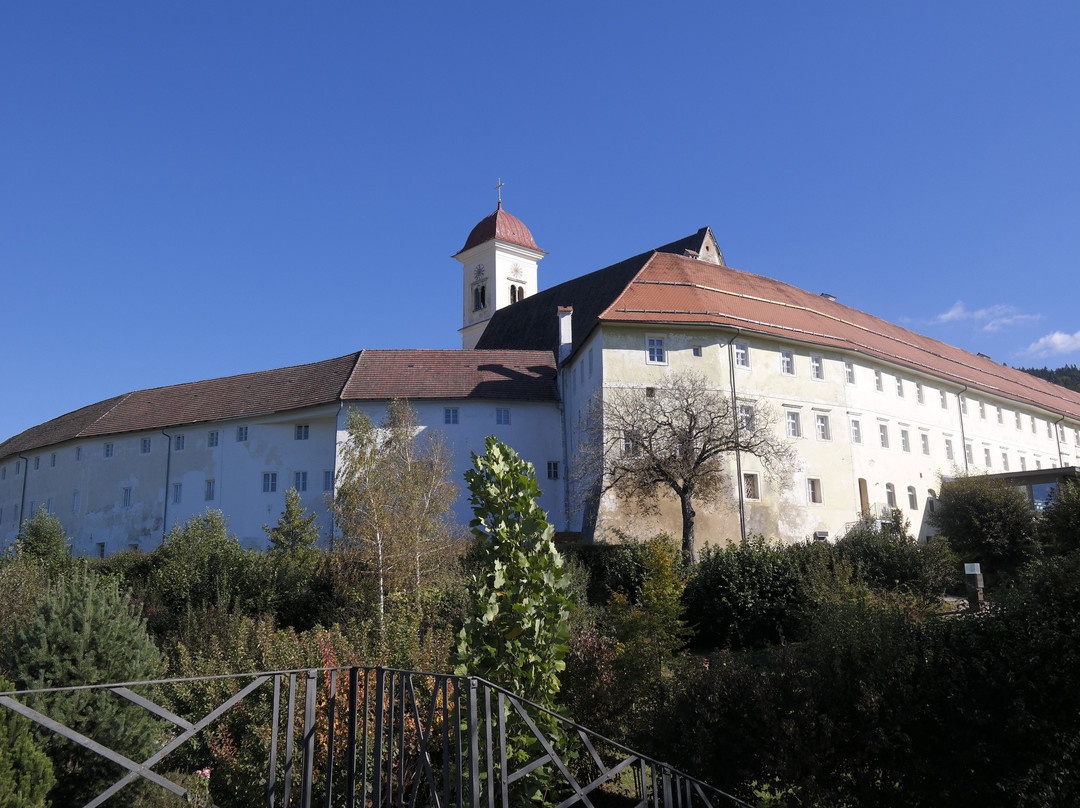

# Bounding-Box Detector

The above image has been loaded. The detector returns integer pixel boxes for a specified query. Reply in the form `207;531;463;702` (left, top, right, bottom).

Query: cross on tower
495;178;504;205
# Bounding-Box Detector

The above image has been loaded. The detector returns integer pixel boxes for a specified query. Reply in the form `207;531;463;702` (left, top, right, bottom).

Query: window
645;387;655;398
810;355;824;380
734;342;750;368
496;408;511;426
141;438;151;454
76;447;82;461
807;478;823;504
324;470;334;491
945;438;954;461
984;447;992;467
921;433;930;455
1047;421;1053;439
1015;411;1022;429
879;424;890;449
647;336;666;364
979;401;986;420
122;487;133;508
845;361;855;384
1020;456;1027;471
547;461;559;480
850;419;862;444
786;411;802;438
997;406;1003;424
295;425;309;440
207;430;219;448
900;429;910;453
907;486;918;510
744;473;760;500
885;483;896;508
104;443;114;458
236;426;248;442
473;285;485;311
295;471;308;492
1036;458;1042;469
34;456;40;470
874;370;883;392
71;490;79;514
927;489;937;514
896;377;904;397
780;351;794;375
1075;428;1079;446
14;461;19;475
50;453;56;467
173;483;182;504
815;414;831;441
623;430;641;455
444;407;459;425
916;382;924;404
175;435;185;451
1031;415;1037;434
1001;452;1009;472
199;479;212;500
738;404;755;431
965;443;973;464
940;390;948;409
97;542;106;560
692;345;702;357
960;396;968;415
46;497;53;514
262;473;277;493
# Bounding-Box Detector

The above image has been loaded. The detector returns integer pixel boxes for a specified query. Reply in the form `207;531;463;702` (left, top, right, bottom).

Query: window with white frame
945;438;954;461
173;483;182;504
1015;411;1022;429
885;483;896;508
141;438;151;454
547;461;559;480
807;478;823;504
879;424;890;449
175;435;185;451
122;487;133;508
997;407;1003;424
104;443;114;458
940;390;948;409
907;486;918;510
815;414;831;441
295;471;307;492
1047;421;1053;439
692;345;702;357
738;404;755;431
960;396;968;415
734;342;750;368
1001;452;1009;471
810;355;824;380
1020;455;1027;471
262;473;277;493
237;426;248;442
1036;458;1042;469
850;419;862;444
444;407;459;425
786;411;802;438
979;401;986;420
295;425;309;440
965;443;973;464
208;430;219;448
874;370;883;392
916;382;924;404
900;429;910;453
496;408;511;426
780;351;794;375
1031;415;1037;434
646;336;666;364
845;361;855;384
206;479;216;501
984;447;992;467
896;377;904;397
921;433;930;455
743;473;760;500
324;470;334;491
622;431;640;455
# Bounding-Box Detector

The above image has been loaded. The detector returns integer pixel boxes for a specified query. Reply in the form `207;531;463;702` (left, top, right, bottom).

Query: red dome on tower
457;202;546;255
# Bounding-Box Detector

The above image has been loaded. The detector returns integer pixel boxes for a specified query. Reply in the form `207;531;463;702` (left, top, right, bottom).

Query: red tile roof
0;350;557;460
457;202;546;255
601;251;1080;419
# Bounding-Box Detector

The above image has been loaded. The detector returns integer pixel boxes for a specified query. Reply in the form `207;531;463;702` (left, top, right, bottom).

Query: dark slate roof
0;350;558;460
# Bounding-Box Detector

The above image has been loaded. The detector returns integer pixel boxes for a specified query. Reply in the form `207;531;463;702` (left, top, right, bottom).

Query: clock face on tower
473;264;485;280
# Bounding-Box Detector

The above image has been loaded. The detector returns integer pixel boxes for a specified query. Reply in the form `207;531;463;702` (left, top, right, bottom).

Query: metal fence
0;666;751;808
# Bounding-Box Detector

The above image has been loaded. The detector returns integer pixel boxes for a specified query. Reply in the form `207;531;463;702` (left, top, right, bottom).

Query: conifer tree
0;566;162;805
264;487;321;554
0;676;55;808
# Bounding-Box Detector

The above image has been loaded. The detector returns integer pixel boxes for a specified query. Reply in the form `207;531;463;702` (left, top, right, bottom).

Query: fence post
468;678;480;808
373;666;385;808
301;669;317;808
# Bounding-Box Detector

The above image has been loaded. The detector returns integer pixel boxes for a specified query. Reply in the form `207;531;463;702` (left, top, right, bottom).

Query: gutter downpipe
956;387;969;473
161;429;172;546
727;329;747;543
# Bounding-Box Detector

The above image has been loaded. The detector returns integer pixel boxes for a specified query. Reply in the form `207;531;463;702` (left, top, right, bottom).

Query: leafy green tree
331;401;459;649
453;437;574;805
930;473;1039;582
15;505;70;577
0;566;162;805
0;676;55;808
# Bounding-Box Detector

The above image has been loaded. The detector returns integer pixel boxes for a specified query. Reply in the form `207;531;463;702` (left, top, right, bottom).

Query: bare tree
330;399;460;647
578;371;792;563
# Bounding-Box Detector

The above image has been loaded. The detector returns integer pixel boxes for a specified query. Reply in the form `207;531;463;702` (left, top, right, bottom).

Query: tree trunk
680;493;697;564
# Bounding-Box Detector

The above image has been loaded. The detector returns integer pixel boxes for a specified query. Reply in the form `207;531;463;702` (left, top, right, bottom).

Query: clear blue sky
3;2;1079;441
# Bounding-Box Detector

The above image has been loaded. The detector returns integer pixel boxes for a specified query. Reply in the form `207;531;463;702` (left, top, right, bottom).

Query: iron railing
0;666;751;808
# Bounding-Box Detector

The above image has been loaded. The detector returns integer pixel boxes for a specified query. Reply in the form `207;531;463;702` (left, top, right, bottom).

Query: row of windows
444;407;513;426
742;472;931;512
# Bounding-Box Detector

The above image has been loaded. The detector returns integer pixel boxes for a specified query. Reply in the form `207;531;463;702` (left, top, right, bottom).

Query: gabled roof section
341;350;557;402
601;251;1080;419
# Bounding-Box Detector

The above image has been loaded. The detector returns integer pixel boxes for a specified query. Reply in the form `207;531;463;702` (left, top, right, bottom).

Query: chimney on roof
558;306;573;364
820;292;836;302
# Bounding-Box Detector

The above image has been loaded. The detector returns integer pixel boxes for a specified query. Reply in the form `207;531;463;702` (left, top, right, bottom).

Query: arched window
927;489;937;514
474;285;486;310
885;483;896;509
510;285;518;304
907;486;917;510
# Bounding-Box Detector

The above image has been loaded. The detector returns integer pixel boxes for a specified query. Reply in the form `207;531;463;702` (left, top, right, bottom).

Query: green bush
1039;478;1080;554
15;505;71;579
0;676;55;808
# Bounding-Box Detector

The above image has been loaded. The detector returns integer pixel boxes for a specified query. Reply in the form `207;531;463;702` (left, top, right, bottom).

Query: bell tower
454;188;546;350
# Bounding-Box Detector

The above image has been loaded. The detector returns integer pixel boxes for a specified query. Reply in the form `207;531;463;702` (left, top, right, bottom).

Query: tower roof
457;202;546;255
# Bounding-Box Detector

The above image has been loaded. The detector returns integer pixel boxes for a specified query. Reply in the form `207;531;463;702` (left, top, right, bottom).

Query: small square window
207;430;219;448
263;473;277;493
807;478;823;504
850;419;862;444
205;479;216;501
173;483;182;504
780;351;794;375
175;435;185;451
879;424;890;449
547;461;559;480
815;414;831;441
734;343;750;368
295;425;309;441
324;470;334;491
645;387;656;398
104;443;114;458
844;361;855;385
743;473;760;500
237;426;249;442
900;429;910;453
141;438;151;454
295;471;308;492
786;411;801;438
692;346;702;357
646;336;666;364
444;407;459;425
874;370;883;392
496;408;511;426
